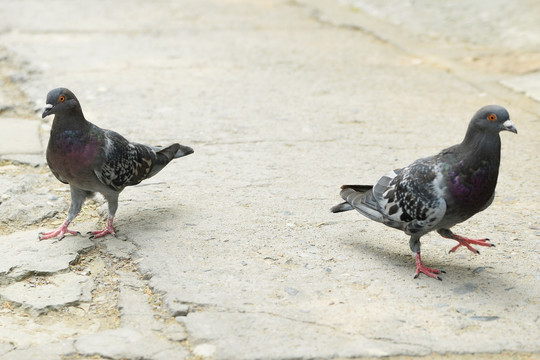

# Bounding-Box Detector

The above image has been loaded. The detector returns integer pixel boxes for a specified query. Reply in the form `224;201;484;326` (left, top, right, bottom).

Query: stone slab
0;340;74;360
0;228;95;285
501;71;540;102
0;154;46;167
0;173;68;226
75;327;188;360
103;236;137;259
180;311;429;359
0;272;94;316
0;118;41;155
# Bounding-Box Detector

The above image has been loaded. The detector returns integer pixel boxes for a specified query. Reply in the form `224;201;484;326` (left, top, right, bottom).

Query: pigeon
39;88;194;240
331;105;517;280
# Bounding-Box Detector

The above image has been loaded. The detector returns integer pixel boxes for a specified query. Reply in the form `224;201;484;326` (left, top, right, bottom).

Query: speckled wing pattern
340;155;448;236
94;129;159;191
374;157;447;235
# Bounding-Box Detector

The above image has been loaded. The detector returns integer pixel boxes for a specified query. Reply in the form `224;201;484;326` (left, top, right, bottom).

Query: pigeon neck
461;123;501;161
52;108;89;131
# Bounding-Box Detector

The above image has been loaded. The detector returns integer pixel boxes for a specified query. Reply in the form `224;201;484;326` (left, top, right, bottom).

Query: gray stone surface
501;72;540;102
343;0;540;51
0;340;74;360
0;154;45;167
0;308;99;353
181;311;430;359
0;173;68;226
0;118;41;155
119;282;163;331
152;347;191;360
0;272;94;316
166;297;190;317
165;323;188;343
103;235;136;259
0;228;95;285
0;0;539;359
0;342;15;357
74;327;188;360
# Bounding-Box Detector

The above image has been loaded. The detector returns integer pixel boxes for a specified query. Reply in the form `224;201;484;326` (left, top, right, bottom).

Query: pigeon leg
39;186;87;240
414;252;443;281
88;217;117;239
437;229;494;254
87;193;119;239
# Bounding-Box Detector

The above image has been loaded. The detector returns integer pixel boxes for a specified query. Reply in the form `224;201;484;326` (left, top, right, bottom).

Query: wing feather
94;130;157;191
377;159;447;234
341;157;447;235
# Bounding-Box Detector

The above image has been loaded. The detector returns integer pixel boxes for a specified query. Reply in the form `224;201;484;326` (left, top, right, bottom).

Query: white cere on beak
44;104;53;110
502;119;518;134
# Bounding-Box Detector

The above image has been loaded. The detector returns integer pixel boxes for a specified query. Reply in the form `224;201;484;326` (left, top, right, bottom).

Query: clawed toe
414;272;442;281
447;235;494;254
38;223;80;241
414;252;444;280
88;228;116;239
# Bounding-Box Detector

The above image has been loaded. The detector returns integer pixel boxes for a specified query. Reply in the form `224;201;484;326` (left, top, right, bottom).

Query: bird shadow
114;205;191;241
343;231;534;306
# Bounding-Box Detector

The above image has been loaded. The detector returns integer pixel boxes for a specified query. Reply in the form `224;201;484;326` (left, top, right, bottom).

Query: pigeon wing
375;158;447;235
94;130;157;191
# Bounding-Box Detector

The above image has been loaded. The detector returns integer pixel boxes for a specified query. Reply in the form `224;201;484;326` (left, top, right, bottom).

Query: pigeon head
42;88;81;118
469;105;517;135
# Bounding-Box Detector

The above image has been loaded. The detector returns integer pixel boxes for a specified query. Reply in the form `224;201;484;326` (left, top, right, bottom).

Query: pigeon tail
339;185;386;223
174;144;194;158
341;185;373;192
150;144;194;159
331;185;373;213
330;202;354;213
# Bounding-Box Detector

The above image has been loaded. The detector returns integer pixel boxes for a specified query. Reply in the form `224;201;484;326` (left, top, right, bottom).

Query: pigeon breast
47;128;103;184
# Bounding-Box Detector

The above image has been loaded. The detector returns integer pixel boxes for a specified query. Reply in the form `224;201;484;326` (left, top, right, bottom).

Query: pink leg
439;230;494;254
414;252;444;281
39;219;81;241
88;217;117;239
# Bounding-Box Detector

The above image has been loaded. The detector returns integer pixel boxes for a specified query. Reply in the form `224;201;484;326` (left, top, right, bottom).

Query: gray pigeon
331;105;517;280
39;88;194;240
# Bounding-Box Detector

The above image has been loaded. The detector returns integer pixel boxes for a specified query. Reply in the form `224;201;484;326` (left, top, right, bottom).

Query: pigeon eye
488;114;497;122
59;95;65;103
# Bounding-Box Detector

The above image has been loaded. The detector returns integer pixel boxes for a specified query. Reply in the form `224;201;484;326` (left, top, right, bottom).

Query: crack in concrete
291;0;405;53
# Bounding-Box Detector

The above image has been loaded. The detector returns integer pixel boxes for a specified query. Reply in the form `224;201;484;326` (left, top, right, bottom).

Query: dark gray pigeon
331;105;517;280
39;88;194;240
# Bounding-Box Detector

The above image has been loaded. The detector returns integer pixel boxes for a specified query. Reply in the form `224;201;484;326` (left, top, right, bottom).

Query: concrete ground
0;0;539;359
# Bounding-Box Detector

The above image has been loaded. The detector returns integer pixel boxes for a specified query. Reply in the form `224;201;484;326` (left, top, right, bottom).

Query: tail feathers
330;202;354;213
330;184;373;213
173;144;194;158
150;143;194;160
340;184;373;193
145;143;193;179
332;184;385;223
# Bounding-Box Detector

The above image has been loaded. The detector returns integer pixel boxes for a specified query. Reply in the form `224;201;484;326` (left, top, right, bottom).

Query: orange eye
59;95;65;102
488;114;497;121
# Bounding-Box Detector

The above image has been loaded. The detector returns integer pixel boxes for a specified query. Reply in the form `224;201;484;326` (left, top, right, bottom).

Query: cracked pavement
0;0;539;359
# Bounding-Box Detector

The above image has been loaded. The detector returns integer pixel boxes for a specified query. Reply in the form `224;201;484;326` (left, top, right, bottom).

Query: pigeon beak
42;104;53;118
502;119;517;134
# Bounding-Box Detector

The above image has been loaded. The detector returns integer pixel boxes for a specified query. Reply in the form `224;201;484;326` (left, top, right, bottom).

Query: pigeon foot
39;220;80;241
88;218;116;239
414;252;444;280
446;234;494;254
